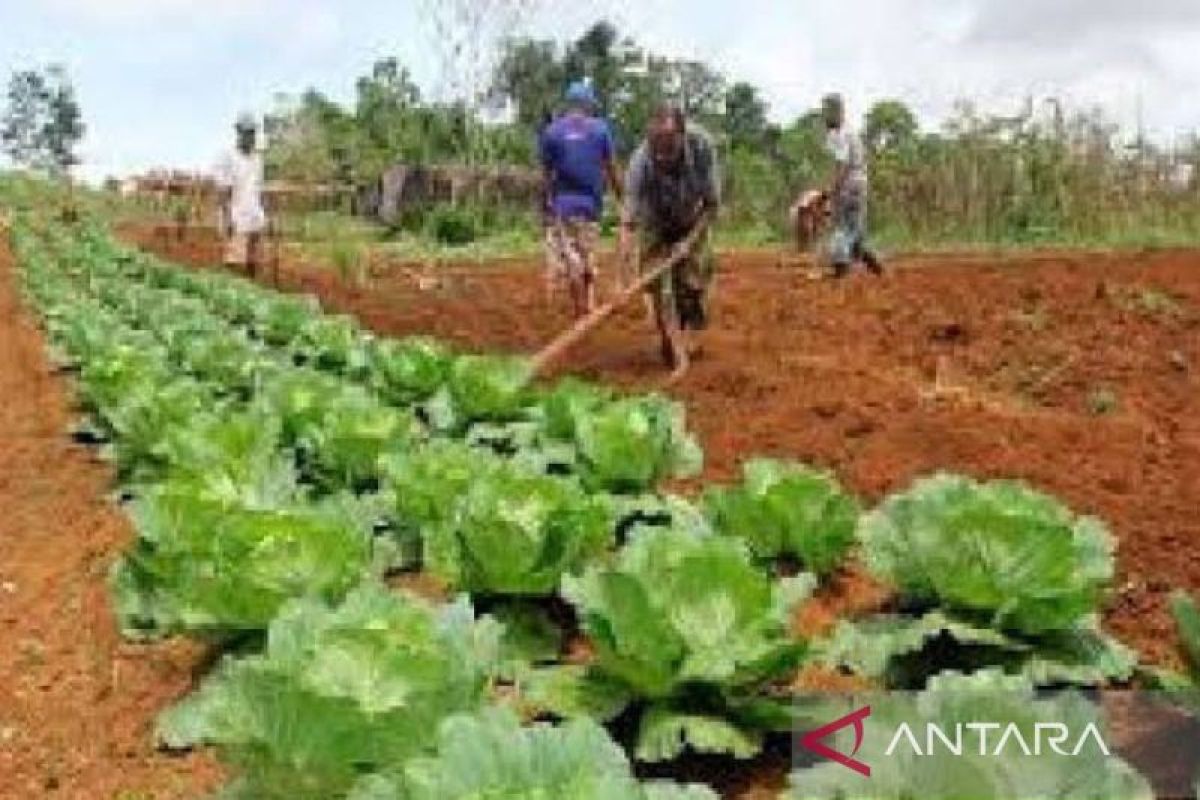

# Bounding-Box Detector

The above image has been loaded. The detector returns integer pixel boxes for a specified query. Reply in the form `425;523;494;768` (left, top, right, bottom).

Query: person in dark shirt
539;82;622;317
618;104;720;382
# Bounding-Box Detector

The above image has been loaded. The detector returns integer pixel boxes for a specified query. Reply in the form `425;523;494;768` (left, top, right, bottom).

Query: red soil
129;226;1200;672
0;241;220;799
3;220;1193;798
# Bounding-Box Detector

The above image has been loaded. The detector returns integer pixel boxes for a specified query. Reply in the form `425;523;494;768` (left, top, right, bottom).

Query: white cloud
968;0;1200;45
16;0;1200;180
607;0;1200;139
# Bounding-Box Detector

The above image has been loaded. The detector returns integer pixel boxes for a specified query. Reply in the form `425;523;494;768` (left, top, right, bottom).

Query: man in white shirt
822;93;883;278
214;113;267;275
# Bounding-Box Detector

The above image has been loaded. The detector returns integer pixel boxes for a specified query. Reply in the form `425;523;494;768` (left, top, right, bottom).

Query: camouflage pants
642;229;714;330
544;218;599;284
828;190;868;266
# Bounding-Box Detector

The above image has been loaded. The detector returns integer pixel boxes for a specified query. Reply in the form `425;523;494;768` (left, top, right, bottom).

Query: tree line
7;20;1200;246
262;19;1200;245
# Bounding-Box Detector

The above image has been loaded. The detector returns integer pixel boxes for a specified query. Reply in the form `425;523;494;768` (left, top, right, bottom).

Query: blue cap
565;81;597;108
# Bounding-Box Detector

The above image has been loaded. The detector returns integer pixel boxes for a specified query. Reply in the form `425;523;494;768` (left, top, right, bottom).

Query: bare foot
662;366;689;387
662;354;691;387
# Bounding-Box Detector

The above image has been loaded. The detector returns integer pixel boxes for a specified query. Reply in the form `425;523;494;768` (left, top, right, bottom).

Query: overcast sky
2;0;1200;181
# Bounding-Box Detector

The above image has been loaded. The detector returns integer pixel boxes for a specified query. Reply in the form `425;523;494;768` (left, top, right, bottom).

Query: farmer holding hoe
540;81;622;317
820;93;883;277
214;112;269;277
618;104;721;383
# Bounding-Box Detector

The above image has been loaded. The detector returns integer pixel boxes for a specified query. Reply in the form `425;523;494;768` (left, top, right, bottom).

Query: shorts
544;218;599;284
642;229;714;330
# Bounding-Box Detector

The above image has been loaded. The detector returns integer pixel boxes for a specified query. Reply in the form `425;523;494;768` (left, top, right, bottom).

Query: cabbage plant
563;527;813;761
425;461;613;596
858;473;1113;635
158;585;500;799
353;708;717;800
704;459;858;575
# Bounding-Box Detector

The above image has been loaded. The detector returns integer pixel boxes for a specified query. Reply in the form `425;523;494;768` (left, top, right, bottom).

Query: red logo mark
799;705;872;777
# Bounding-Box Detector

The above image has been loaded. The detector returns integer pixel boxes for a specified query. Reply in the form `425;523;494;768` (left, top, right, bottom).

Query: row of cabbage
10;215;1198;799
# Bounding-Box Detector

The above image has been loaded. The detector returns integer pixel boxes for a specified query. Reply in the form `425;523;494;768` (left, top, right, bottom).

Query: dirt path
0;242;218;799
129;228;1200;672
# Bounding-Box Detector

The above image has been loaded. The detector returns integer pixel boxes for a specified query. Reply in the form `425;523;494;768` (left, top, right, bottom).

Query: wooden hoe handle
530;218;708;380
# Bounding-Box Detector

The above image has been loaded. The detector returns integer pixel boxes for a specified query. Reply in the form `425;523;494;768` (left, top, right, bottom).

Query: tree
563;20;623;113
668;59;726;127
493;21;633;133
863;99;917;156
264;91;344;185
1;65;84;174
355;58;426;170
492;38;564;129
724;81;768;149
2;70;47;167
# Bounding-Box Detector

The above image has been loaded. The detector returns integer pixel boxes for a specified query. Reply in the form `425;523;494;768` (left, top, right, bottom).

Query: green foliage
445;353;533;424
491;20;730;155
863;98;918;156
382;440;492;537
724;82;769;149
298;314;370;374
424;460;613;596
328;236;368;284
426;204;478;245
251;21;1200;251
369;336;453;404
15;203;1173;800
563;527;813;760
261;368;347;443
538;377;615;441
156;410;297;507
359;707;717;799
258;294;322;346
2;64;85;173
100;376;214;481
858;473;1114;636
302;392;422;491
1086;387;1119;416
815;609;1136;690
704;460;858;575
1171;591;1200;680
492;603;564;666
571;395;703;493
112;482;376;635
157;585;500;799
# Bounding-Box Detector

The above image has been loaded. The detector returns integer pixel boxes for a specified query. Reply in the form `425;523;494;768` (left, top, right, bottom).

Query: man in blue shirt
539;81;621;316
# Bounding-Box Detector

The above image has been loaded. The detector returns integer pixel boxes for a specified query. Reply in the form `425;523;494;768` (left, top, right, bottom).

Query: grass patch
1086;387;1119;416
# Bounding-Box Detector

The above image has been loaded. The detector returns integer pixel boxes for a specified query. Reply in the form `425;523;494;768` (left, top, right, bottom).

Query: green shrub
426;205;477;246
